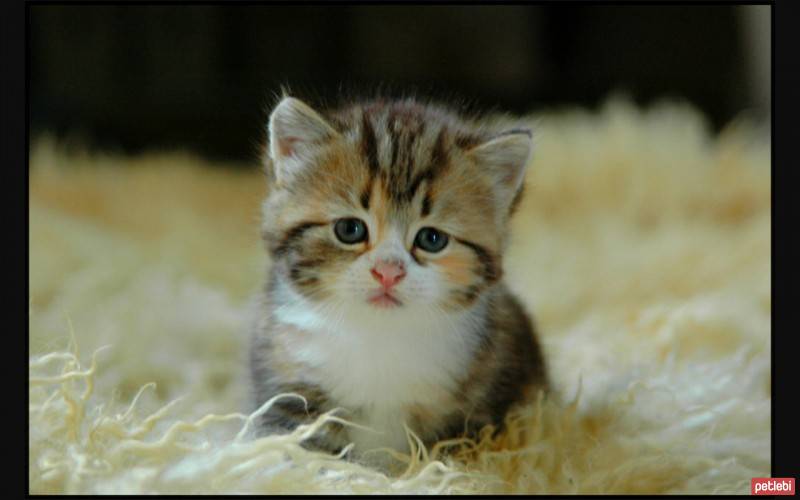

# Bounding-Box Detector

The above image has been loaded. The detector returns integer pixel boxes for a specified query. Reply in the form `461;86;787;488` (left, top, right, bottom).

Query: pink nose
371;260;406;288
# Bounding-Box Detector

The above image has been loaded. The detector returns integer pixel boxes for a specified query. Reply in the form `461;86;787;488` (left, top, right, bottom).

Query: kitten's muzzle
367;290;403;308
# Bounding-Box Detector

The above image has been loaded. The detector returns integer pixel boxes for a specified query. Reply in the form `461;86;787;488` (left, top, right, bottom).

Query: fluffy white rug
29;98;770;494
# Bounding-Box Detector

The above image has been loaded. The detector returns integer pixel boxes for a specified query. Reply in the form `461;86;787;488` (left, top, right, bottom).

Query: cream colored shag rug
29;99;771;494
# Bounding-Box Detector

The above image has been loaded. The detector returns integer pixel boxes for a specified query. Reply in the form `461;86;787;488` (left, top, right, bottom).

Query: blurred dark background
29;5;770;164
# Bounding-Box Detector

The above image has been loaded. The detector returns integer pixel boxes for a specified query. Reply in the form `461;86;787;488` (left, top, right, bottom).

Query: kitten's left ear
467;129;533;212
268;97;339;186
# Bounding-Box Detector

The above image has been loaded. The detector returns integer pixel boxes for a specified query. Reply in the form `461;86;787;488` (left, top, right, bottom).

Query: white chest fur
272;287;484;452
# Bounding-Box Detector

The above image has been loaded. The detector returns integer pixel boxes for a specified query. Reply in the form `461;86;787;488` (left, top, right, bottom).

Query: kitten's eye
334;218;368;244
414;227;449;253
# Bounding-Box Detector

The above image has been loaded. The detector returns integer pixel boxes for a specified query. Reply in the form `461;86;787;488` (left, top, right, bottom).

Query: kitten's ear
268;97;338;185
467;129;533;213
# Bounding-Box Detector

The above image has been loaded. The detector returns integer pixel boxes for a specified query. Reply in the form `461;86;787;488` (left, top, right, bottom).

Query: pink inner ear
277;136;301;157
502;167;518;186
499;162;524;188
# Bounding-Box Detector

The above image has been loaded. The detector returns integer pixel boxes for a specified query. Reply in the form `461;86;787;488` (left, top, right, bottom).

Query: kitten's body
249;96;548;459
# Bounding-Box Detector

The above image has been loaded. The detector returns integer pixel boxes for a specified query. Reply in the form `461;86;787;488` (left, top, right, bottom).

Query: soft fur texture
29;98;770;494
250;97;548;460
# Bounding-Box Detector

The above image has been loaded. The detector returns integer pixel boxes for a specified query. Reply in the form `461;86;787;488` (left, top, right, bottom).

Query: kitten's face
262;98;532;316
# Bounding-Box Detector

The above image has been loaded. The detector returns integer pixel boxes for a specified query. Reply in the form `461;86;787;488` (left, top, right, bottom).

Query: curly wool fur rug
29;99;770;494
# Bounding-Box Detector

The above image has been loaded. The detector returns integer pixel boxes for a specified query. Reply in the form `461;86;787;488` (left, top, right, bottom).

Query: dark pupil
335;218;367;244
416;227;448;252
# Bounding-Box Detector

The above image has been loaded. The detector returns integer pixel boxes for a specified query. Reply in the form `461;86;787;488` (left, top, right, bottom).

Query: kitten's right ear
268;97;338;185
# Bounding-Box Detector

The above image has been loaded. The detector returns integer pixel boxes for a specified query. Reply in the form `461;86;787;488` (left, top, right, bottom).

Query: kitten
248;95;548;462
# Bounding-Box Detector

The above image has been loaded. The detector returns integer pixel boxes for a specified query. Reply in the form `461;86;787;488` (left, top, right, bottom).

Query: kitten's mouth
367;290;403;308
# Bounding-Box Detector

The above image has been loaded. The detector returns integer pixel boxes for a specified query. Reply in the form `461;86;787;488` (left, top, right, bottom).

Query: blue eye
414;227;449;253
334;218;368;244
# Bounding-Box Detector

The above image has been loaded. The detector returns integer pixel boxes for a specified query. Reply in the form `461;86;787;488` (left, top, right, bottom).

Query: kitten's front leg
256;383;350;456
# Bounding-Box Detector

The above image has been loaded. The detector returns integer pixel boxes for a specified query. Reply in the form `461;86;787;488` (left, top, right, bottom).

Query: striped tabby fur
248;95;548;463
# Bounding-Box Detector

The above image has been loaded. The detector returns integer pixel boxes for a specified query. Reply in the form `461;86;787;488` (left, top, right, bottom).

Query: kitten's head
261;96;532;316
